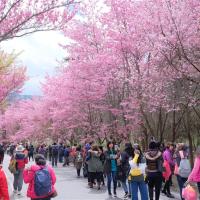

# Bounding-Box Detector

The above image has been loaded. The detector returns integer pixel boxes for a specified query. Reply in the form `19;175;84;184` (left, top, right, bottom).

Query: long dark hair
134;145;143;165
107;141;114;151
124;143;134;157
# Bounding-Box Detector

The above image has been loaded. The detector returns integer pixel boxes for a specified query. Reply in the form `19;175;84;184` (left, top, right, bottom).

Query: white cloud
1;31;67;95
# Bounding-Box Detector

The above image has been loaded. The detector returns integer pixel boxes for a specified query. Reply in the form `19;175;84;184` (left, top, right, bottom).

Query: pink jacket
188;156;200;182
23;164;56;199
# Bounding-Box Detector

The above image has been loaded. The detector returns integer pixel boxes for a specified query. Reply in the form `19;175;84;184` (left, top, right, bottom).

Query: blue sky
1;31;66;95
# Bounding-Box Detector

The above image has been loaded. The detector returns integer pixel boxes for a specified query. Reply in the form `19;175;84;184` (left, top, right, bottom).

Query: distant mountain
7;93;39;103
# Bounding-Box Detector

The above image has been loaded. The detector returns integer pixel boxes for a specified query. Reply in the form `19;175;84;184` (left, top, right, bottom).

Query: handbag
182;184;197;200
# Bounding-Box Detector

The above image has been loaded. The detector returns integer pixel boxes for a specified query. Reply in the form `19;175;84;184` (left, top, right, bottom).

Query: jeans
176;175;187;200
13;169;24;191
107;171;117;195
148;172;163;200
52;155;58;167
121;180;128;193
28;153;34;161
59;155;63;163
129;182;132;195
131;181;148;200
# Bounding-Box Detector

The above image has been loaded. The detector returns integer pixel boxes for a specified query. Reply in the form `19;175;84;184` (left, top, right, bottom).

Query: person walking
187;146;200;196
75;146;83;177
58;143;64;163
119;143;133;199
28;145;35;161
51;143;59;167
104;141;118;197
99;146;105;186
0;161;10;200
87;145;103;189
174;143;191;200
38;145;46;157
12;144;28;195
48;145;52;162
84;143;92;184
23;154;57;200
145;141;163;200
9;144;15;156
0;144;5;164
162;143;175;198
63;146;70;167
129;145;148;200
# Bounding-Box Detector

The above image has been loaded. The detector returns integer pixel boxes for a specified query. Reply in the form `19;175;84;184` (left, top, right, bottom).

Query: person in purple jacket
162;143;175;198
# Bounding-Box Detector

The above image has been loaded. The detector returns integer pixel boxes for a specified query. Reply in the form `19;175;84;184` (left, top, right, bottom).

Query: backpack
76;152;83;163
8;158;17;174
179;159;191;178
34;167;52;197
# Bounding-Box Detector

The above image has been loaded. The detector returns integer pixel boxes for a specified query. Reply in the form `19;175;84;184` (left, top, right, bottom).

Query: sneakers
124;192;128;199
162;190;175;199
166;193;175;198
162;190;167;195
13;190;17;194
17;191;21;195
114;192;117;198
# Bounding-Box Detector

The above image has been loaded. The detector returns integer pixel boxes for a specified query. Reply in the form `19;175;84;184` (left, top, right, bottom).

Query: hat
16;145;25;152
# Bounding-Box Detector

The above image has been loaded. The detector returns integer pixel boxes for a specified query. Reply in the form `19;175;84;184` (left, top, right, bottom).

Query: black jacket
104;150;117;174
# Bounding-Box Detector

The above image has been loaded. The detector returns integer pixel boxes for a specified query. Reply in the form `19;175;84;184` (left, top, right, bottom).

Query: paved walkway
3;155;180;200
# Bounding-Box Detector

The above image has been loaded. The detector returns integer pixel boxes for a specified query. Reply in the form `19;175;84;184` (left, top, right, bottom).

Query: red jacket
0;166;10;200
23;164;56;199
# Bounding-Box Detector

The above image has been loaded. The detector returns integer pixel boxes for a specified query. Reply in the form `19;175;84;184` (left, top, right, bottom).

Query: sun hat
16;145;25;152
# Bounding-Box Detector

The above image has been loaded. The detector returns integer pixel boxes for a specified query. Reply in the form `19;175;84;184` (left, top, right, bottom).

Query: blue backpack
34;167;52;196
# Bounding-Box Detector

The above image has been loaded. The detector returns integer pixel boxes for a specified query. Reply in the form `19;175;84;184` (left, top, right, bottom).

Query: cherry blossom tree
0;0;77;42
1;0;200;149
0;51;26;108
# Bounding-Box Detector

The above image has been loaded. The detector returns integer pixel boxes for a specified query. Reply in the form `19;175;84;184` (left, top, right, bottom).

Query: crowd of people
0;141;200;200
